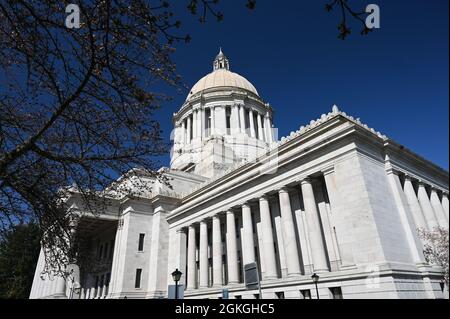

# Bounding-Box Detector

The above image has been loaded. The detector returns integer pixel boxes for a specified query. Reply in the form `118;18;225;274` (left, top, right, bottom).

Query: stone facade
30;50;449;299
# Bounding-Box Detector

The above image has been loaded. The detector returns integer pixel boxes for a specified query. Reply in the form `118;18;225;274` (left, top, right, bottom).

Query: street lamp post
171;268;182;300
311;273;320;299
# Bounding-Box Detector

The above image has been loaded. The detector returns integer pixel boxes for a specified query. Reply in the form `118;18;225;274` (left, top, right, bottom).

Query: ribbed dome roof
186;69;259;101
186;49;259;101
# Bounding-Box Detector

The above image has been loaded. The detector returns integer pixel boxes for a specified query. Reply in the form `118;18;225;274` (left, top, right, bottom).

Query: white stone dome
186;69;259;101
186;49;259;101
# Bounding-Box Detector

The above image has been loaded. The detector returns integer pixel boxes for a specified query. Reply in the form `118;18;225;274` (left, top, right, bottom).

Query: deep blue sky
154;0;449;170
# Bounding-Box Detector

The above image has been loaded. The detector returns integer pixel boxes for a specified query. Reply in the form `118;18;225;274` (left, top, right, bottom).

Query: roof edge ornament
332;104;339;114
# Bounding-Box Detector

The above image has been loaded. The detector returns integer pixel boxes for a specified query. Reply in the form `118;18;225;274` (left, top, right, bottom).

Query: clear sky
154;0;449;170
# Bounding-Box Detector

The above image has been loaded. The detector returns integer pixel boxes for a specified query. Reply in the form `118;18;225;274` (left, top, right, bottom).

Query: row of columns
184;177;329;290
176;104;273;145
402;175;449;231
82;274;110;299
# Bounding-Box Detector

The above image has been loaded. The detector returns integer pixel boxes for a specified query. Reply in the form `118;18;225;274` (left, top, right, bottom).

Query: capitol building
30;50;449;299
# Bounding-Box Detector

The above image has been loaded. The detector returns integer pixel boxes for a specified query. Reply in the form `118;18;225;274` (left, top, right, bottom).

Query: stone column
212;215;223;287
226;210;239;284
187;225;197;289
55;276;66;297
417;182;439;229
239;104;246;134
430;188;449;228
300;178;329;273
403;176;428;230
249;108;256;138
181;120;186;145
241;203;256;265
259;195;278;279
231;104;239;135
186;115;192;143
200;107;205;140
192;110;198;140
210;106;216;136
257;113;264;141
199;220;209;288
442;192;449;220
265;114;273;142
278;187;301;276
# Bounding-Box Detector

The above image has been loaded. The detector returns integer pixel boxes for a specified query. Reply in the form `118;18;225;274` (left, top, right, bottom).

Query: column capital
321;166;335;176
226;209;235;216
259;194;270;201
417;180;427;187
241;201;251;209
176;227;187;234
404;174;413;182
300;177;312;185
277;186;289;193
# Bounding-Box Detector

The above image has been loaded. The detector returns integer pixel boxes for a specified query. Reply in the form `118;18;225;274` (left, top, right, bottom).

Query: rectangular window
330;287;343;299
235;295;242;299
300;289;311;299
225;106;231;135
135;269;142;288
138;233;145;251
254;293;260;299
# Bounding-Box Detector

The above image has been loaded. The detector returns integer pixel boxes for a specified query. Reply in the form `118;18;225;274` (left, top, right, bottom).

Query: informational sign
168;284;185;299
222;288;229;299
244;262;260;291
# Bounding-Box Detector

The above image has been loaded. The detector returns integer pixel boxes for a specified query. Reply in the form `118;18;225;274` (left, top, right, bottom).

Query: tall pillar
187;225;197;289
181;120;186;145
241;203;256;265
239;105;246;134
257;114;264;141
186;115;192;143
403;176;428;230
199;220;209;288
192;110;198;140
300;178;329;273
278;187;301;276
212;215;223;287
442;192;449;220
200;108;205;140
265;114;273;142
430;188;449;228
231;104;239;135
55;276;66;297
249;108;256;138
417;182;439;229
259;195;278;279
226;210;239;284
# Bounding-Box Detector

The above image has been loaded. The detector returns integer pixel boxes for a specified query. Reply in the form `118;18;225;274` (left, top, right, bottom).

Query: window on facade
135;269;142;288
225;107;231;135
245;110;250;131
235;295;242;299
254;293;260;299
104;243;109;259
300;289;311;299
138;233;145;251
275;291;285;299
330;287;343;299
205;108;211;136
